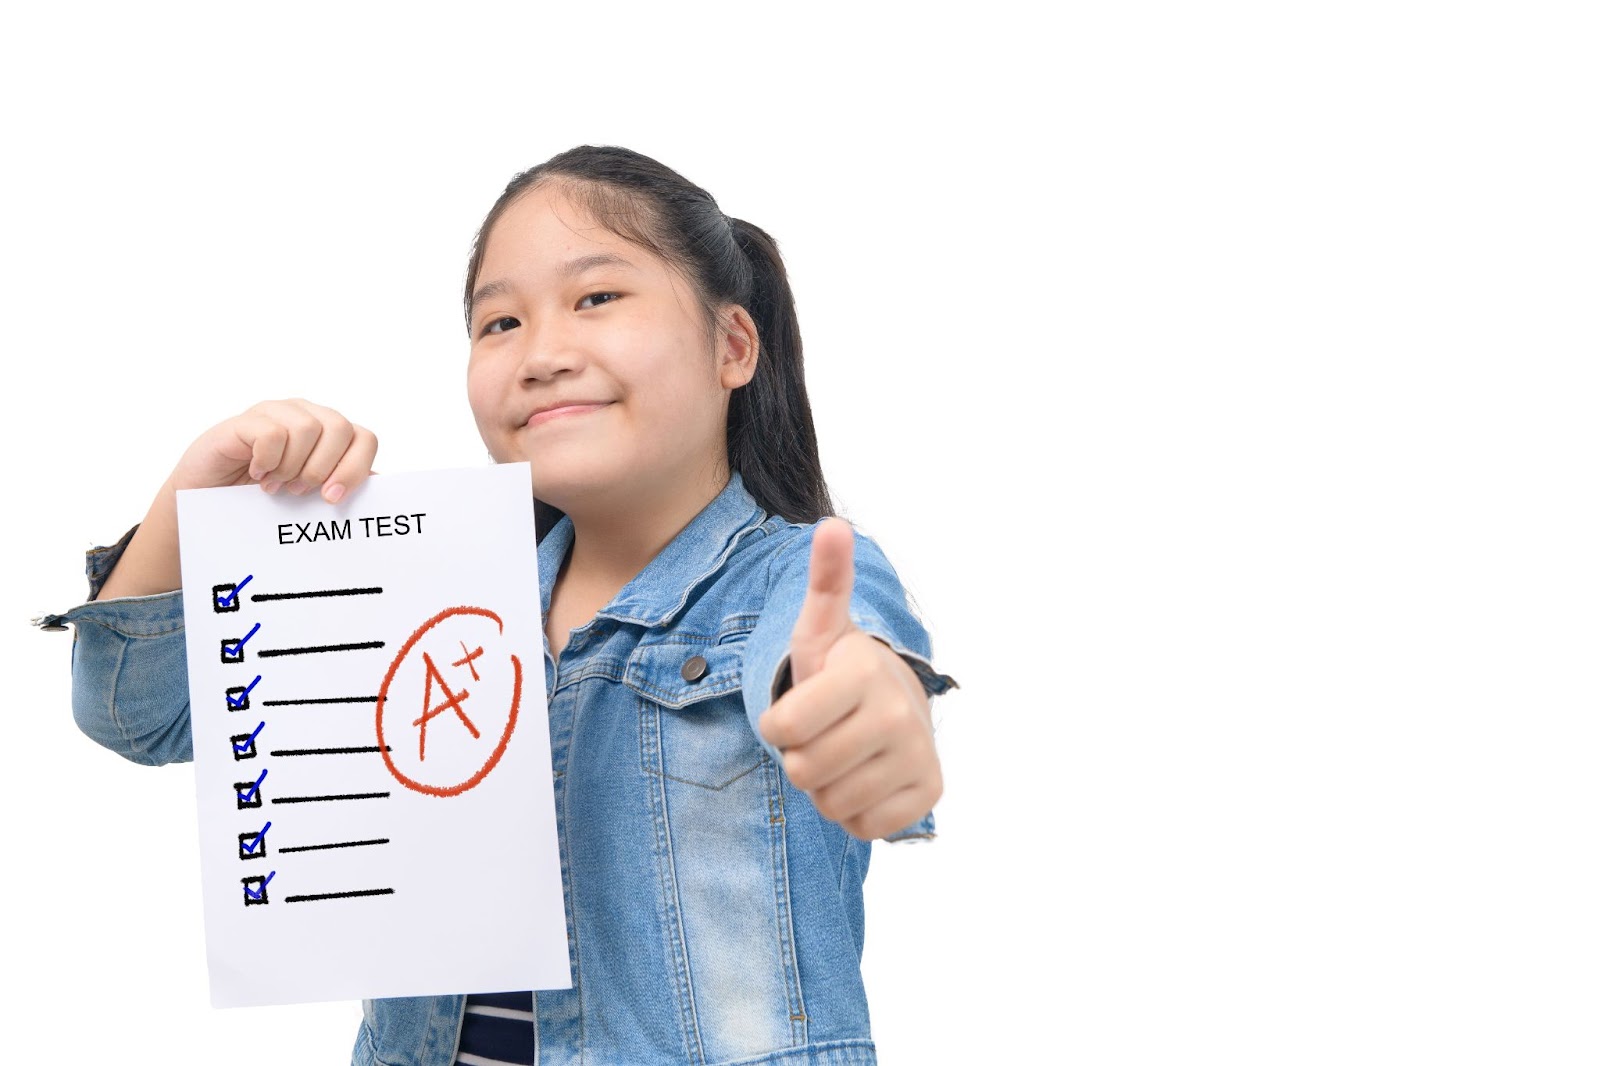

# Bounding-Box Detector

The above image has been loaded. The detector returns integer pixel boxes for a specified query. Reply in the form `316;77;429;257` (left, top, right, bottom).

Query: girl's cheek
465;364;497;407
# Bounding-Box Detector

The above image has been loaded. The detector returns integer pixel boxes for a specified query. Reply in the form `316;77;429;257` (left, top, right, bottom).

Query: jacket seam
626;674;742;706
433;994;462;1066
644;756;763;793
710;1037;877;1066
644;697;707;1064
550;658;626;696
70;613;187;640
357;1021;398;1066
768;757;808;1047
596;507;769;629
102;631;156;766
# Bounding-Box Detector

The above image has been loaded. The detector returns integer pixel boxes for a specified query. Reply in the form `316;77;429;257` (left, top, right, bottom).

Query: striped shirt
455;991;535;1066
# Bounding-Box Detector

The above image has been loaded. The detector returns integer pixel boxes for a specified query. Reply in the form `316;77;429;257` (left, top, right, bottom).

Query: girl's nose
515;318;585;381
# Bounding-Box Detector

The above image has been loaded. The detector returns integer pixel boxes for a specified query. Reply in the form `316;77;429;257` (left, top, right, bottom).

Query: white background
2;3;1596;1063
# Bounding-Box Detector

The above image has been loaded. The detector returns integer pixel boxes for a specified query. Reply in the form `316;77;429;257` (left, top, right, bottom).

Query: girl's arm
51;399;379;766
46;525;195;765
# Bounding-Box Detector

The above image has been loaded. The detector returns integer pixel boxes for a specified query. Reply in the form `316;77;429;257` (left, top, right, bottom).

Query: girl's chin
526;464;629;508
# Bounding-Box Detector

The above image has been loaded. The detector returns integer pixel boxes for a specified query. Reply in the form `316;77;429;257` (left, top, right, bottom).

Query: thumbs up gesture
758;518;942;841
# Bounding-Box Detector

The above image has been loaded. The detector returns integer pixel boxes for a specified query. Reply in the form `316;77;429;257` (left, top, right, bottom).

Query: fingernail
324;483;345;503
262;480;281;494
286;480;308;496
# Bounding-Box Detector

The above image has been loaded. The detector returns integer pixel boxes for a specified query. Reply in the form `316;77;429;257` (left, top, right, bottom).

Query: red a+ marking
453;640;484;681
413;650;480;762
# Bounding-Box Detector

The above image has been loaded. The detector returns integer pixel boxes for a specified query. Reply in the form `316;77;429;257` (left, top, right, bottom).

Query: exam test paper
176;463;568;1008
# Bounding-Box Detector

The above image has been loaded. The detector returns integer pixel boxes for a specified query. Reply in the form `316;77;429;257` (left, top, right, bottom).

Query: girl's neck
560;467;731;594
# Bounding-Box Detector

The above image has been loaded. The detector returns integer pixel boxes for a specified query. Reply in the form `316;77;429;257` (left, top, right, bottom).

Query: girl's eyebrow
471;254;638;317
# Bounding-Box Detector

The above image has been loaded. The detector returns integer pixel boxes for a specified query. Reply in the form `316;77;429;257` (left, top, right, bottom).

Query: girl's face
466;184;756;517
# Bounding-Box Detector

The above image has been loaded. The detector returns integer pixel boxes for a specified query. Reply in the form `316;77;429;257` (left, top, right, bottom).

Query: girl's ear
717;304;760;389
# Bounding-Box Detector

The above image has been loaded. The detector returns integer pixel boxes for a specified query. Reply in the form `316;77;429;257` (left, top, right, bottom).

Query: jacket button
680;655;708;682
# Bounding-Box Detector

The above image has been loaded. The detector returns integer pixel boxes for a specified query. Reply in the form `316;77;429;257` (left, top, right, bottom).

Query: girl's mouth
527;402;612;427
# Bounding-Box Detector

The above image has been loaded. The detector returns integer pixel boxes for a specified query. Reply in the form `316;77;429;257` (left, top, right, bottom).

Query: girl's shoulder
724;514;926;636
734;513;909;595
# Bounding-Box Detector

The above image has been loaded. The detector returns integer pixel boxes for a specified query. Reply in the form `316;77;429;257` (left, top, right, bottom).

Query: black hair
462;145;833;540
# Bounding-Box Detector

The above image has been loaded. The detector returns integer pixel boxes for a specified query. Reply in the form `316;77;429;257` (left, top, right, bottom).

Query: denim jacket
44;473;956;1066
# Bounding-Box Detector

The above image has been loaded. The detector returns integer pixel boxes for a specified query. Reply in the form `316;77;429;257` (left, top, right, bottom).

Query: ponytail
726;218;832;525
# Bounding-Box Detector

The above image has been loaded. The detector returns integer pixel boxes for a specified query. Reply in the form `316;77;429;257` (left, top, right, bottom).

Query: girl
50;146;956;1066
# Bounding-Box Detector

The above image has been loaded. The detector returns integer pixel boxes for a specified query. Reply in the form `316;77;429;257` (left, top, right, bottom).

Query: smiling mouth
527;402;612;428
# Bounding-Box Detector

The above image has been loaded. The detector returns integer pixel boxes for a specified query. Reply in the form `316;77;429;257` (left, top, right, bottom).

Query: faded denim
46;473;957;1065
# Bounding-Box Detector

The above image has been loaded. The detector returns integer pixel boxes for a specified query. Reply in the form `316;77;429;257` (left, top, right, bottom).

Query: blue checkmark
223;623;262;658
237;768;268;804
244;871;276;899
242;822;272;854
216;575;253;608
234;722;266;754
227;676;263;708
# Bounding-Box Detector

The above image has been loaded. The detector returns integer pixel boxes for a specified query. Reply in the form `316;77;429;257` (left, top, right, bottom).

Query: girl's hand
95;399;377;601
757;519;942;841
174;398;379;502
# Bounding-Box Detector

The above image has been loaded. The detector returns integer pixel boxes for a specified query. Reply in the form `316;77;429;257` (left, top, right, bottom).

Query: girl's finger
254;402;329;491
320;426;380;503
812;752;918;826
842;784;938;843
757;659;863;751
285;410;356;495
238;416;291;482
779;693;889;793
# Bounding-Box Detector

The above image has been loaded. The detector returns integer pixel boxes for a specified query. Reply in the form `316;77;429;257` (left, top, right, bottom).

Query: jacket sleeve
37;524;195;766
742;522;957;842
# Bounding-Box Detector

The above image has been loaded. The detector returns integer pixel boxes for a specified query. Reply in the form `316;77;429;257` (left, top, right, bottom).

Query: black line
251;587;383;602
262;696;379;707
278;837;391;854
271;792;390;804
285;888;395;903
269;745;390;756
258;641;385;658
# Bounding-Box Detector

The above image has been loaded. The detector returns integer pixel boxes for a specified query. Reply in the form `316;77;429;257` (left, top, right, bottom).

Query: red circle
375;606;523;797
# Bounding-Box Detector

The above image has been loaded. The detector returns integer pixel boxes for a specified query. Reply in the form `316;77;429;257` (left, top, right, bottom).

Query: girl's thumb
788;518;857;683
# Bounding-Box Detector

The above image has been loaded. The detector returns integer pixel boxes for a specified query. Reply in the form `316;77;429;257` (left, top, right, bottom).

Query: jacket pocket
626;637;763;792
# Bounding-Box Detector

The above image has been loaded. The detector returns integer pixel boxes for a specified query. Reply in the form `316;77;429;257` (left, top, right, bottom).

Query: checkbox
239;828;269;860
213;583;241;613
221;638;245;664
231;721;265;760
227;675;262;711
242;872;274;905
235;768;266;809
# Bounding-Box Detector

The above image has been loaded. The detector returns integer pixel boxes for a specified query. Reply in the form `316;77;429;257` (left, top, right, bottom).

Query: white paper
176;463;569;1007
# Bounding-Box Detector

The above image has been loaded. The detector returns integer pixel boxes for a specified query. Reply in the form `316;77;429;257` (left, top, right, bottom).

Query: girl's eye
578;292;618;310
483;316;519;336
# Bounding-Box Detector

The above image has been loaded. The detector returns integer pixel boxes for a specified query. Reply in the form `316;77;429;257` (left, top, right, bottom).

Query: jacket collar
537;472;768;630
